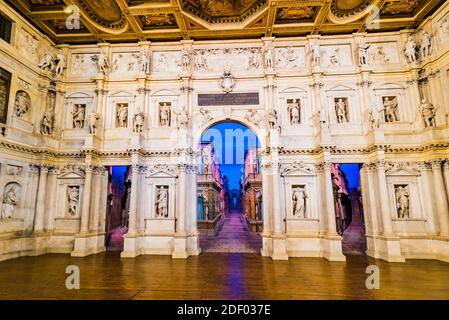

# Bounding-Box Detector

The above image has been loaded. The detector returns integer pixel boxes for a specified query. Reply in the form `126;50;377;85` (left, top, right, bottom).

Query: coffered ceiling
5;0;445;44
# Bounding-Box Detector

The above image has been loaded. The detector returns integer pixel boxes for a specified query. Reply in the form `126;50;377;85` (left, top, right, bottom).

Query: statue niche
383;96;399;123
287;98;301;125
1;182;21;220
292;186;307;219
159;102;172;127
67;186;80;217
71;104;86;129
334;97;349;123
155;186;169;218
116;103;129;128
395;185;410;219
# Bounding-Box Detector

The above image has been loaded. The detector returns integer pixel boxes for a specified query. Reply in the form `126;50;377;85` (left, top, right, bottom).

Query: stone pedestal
71;233;105;257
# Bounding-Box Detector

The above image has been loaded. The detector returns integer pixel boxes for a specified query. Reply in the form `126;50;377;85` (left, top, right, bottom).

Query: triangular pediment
385;163;419;176
327;84;355;92
281;162;315;176
147;165;178;178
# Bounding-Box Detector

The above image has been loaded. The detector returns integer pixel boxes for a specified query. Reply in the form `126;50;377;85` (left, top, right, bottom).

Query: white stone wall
0;1;449;262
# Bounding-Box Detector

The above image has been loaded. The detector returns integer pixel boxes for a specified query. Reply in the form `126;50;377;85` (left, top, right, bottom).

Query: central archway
196;121;263;253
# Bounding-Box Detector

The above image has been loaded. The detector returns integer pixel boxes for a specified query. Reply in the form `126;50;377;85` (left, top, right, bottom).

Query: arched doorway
196;121;263;253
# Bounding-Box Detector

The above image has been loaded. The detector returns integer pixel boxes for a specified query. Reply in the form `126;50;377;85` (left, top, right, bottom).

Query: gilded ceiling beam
265;1;278;37
311;0;331;35
115;0;146;41
173;0;190;40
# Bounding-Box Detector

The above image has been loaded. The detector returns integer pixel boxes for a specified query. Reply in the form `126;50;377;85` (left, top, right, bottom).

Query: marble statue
71;104;86;129
89;113;100;134
335;98;348;123
140;47;150;74
405;36;418;63
117;104;128;128
292;187;307;218
383;97;399;122
94;51;110;75
265;46;273;69
359;40;370;66
310;43;321;67
54;51;66;77
38;51;53;71
268;109;279;130
371;45;389;64
395;186;410;219
419;99;437;128
155;186;168;218
288;100;301;125
133;112;145;133
159;102;171;127
14;91;31;118
67;186;79;216
40;110;54;135
420;31;432;59
1;185;19;220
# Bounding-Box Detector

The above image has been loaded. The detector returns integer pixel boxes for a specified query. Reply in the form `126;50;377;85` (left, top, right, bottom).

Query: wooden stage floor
0;252;448;300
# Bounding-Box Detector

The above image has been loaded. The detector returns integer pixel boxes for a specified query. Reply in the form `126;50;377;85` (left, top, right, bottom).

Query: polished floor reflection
0;253;448;300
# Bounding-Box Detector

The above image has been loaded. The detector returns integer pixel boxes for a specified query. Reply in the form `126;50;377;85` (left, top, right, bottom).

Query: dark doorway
105;166;130;252
332;163;367;256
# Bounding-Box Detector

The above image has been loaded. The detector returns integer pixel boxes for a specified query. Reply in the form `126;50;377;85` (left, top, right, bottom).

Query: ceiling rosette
77;0;128;34
329;0;378;24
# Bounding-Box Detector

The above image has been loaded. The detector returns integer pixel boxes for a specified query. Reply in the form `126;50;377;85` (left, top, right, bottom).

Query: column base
121;234;142;258
172;234;201;259
366;235;405;262
71;233;105;257
261;234;289;260
320;235;346;262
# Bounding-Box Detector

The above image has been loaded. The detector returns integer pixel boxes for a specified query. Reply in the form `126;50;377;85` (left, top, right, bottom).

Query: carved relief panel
275;47;306;70
192;47;262;72
152;51;181;73
320;45;353;68
17;28;39;63
70;53;99;77
367;43;400;65
111;52;140;74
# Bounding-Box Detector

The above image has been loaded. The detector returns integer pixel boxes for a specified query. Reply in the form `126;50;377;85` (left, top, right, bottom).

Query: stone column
443;161;449;204
323;162;338;235
271;162;283;235
127;164;139;236
375;161;394;236
176;164;187;235
431;160;449;237
80;166;93;233
34;165;49;233
419;162;438;235
363;164;380;236
261;162;271;234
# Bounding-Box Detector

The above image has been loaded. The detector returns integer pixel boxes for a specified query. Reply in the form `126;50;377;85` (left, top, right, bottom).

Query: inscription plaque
198;93;259;106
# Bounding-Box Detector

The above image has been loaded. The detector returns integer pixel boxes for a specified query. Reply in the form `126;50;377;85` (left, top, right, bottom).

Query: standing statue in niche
359;40;370;66
383;97;399;122
89;113;100;134
67;187;79;216
292;187;307;218
419;98;438;128
155;186;168;218
71;104;86;129
133;112;145;133
267;109;279;130
405;36;418;64
40;110;54;135
420;31;432;59
14;91;31;118
1;185;19;220
395;186;410;219
159;103;171;127
335;98;348;123
116;104;128;128
288;100;301;125
140;47;150;74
